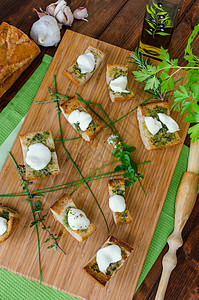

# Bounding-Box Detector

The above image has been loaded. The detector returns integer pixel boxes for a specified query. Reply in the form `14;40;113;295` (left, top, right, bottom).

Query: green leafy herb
129;23;199;142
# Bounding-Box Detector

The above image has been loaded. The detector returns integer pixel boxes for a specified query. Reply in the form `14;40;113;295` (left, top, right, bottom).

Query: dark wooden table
0;1;199;299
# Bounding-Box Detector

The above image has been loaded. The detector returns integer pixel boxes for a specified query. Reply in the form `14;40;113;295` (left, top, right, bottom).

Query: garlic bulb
30;15;61;47
73;7;88;21
46;0;74;26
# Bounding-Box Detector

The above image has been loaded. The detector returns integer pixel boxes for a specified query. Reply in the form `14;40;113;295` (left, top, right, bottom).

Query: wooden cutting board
0;30;189;300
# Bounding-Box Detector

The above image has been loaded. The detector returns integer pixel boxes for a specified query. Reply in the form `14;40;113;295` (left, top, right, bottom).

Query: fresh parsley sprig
129;23;199;142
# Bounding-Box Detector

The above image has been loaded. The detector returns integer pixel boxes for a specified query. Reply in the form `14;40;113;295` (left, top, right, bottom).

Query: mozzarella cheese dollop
157;113;180;133
109;76;130;94
77;52;95;74
68;208;90;230
0;217;7;235
25;143;51;170
109;195;126;212
96;245;122;274
145;116;162;135
68;109;92;131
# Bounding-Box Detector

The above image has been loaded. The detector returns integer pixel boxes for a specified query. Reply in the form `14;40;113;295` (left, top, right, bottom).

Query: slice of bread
108;179;132;225
59;95;102;141
19;130;60;180
64;44;105;86
0;206;20;243
83;235;133;287
50;194;96;242
106;64;134;102
137;101;182;150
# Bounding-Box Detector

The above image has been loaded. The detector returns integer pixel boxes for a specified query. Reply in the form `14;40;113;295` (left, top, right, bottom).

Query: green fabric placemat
0;54;189;299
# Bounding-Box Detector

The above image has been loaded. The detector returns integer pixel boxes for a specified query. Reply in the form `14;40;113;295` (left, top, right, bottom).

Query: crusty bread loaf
137;101;182;150
64;44;104;86
83;235;133;287
108;179;132;225
0;206;20;243
50;194;96;242
19;130;60;180
59;95;102;141
0;22;40;98
106;64;134;102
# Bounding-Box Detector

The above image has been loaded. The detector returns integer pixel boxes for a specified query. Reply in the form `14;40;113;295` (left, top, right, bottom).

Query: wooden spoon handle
155;141;199;300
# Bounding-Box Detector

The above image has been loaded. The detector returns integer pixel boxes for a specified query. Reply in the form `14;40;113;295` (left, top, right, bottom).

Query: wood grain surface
1;0;199;299
0;30;189;300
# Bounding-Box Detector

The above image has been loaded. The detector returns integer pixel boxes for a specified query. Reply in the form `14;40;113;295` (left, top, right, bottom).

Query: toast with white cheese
108;179;132;225
59;96;102;141
0;206;20;243
106;64;134;102
19;130;60;180
137;101;182;150
50;194;96;242
83;235;133;287
64;45;105;86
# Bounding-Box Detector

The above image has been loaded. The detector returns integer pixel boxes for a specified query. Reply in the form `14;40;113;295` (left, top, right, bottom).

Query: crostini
0;206;20;243
108;179;132;225
106;64;134;102
83;235;133;287
59;96;102;141
19;130;60;180
50;194;96;242
137;101;182;150
64;44;105;86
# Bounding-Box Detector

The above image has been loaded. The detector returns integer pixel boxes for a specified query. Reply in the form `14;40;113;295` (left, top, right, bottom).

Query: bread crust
106;64;134;102
83;235;133;286
0;206;20;243
137;101;182;150
60;95;102;141
64;44;104;86
50;194;96;242
0;22;40;98
19;130;60;180
108;179;132;225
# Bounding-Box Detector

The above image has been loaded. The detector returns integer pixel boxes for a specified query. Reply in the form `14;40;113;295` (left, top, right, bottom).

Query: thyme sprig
9;153;66;282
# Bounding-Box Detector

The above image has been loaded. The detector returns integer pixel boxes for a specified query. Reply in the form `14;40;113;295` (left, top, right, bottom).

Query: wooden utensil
155;140;199;300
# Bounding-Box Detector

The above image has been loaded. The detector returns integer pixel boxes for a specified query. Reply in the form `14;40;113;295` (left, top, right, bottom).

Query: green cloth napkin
0;54;189;299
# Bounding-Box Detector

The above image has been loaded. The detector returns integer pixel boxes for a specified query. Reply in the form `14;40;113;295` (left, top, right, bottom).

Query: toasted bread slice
64;45;104;86
59;96;102;141
137;101;182;150
0;206;20;243
19;130;60;180
83;235;133;287
108;179;132;225
106;64;134;102
50;194;96;242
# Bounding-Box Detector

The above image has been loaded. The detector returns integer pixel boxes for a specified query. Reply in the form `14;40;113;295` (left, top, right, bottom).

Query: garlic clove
54;0;67;17
46;4;57;16
62;6;74;26
73;7;88;21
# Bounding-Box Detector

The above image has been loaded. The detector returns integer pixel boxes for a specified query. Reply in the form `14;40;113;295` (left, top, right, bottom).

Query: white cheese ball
157;113;179;133
109;76;130;94
109;195;126;212
96;245;122;274
77;52;95;74
25;143;51;170
145;116;162;135
68;208;90;230
68;109;92;131
0;217;7;235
